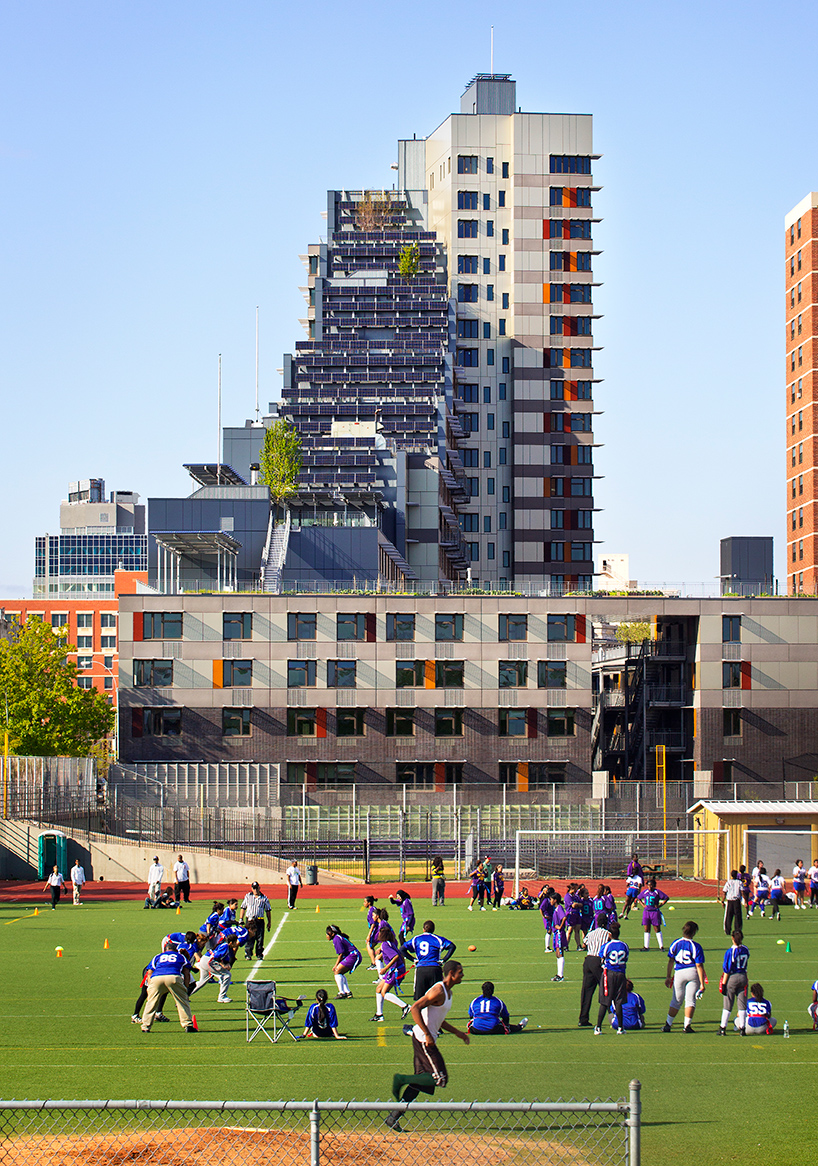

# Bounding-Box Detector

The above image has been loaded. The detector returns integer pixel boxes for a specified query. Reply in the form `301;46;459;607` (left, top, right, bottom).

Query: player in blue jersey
662;920;706;1033
140;949;196;1033
609;980;645;1030
746;982;776;1034
749;866;769;916
303;989;346;1039
718;929;750;1035
792;860;807;909
218;922;253;949
161;929;199;953
769;869;785;920
190;935;238;1002
199;901;225;945
807;978;818;1030
636;879;669;949
218;899;238;928
595;923;629;1034
467;982;529;1034
402;920;457;1000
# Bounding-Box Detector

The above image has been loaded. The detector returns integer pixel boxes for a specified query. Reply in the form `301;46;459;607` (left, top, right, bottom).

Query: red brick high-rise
785;194;818;593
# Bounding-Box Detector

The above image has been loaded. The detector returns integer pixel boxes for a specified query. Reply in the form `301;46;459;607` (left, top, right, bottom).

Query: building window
487;479;495;495
327;660;357;687
77;655;93;670
104;676;113;690
76;613;93;629
483;322;491;339
397;763;437;787
50;613;68;628
288;612;317;641
457;348;479;366
458;284;479;303
547;708;575;737
435;613;464;641
287;708;318;736
77;676;93;690
315;763;356;787
459;384;478;403
458;254;478;273
435;660;464;687
457;319;479;339
499;512;507;528
483;193;491;210
336;709;365;737
499;660;528;687
100;613;116;628
498;190;506;207
486;157;494;173
502;486;510;503
538;661;567;688
570;542;593;561
482;451;491;468
467;477;480;496
498;255;505;271
502;551;511;568
498;319;506;336
550;155;592;174
386;707;416;737
76;635;93;649
499;614;527;641
133;659;173;687
723;709;742;738
336;613;365;641
458;220;478;238
486;220;494;237
222;612;252;640
144;612;183;639
223;708;251;736
457;191;478;209
487;542;495;559
100;635;116;649
502;161;509;178
722;615;741;642
499;382;507;400
460;513;478;532
457;155;478;174
547;613;576;642
386;613;415;641
468;541;479;561
287;659;316;687
483;386;492;403
501;292;509;310
133;708;181;738
223;660;252;687
435;707;464;736
396;661;425;688
499;708;528;736
501;228;509;245
722;662;741;689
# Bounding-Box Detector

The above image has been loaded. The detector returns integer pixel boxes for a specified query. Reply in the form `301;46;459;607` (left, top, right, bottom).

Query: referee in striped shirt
719;871;743;936
239;882;272;959
578;920;612;1027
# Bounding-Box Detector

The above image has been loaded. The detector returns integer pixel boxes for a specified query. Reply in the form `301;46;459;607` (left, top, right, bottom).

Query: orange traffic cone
315;904;320;913
176;906;181;916
34;908;39;916
103;938;109;950
55;947;63;958
191;1014;199;1031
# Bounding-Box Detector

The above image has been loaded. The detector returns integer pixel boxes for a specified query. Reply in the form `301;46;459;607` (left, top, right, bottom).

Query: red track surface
0;877;720;905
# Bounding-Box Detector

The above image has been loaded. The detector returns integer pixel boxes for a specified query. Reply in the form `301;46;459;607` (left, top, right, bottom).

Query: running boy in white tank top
386;960;470;1131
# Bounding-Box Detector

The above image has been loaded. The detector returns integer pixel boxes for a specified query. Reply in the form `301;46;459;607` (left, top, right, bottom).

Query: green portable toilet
38;831;68;880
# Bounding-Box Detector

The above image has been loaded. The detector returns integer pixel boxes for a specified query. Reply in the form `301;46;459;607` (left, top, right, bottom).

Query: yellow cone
176;906;181;915
55;947;63;958
34;908;39;916
315;904;320;913
103;938;109;950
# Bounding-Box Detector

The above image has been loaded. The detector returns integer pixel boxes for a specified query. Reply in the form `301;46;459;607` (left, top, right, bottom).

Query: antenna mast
252;307;259;422
217;353;222;486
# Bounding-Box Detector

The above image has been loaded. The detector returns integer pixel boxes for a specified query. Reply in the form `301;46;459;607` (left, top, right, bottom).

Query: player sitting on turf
507;886;535;909
609;979;646;1030
745;982;776;1034
467;981;528;1033
153;888;176;909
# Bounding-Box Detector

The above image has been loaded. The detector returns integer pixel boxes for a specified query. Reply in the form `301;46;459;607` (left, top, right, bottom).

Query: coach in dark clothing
578;921;612;1027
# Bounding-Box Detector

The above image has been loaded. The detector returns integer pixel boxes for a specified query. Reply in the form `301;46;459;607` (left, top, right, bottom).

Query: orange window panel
434;762;446;792
212;660;223;689
517;762;529;792
424;659;435;689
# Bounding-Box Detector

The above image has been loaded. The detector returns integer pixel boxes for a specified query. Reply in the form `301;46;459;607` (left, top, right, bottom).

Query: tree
259;418;303;513
0;618;115;756
614;620;652;645
398;242;421;282
354;190;393;231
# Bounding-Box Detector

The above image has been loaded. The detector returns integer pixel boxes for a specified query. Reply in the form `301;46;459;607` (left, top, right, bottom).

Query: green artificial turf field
1;894;816;1165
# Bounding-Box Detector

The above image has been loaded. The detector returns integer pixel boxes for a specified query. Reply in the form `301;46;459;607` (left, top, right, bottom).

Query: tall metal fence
0;1092;641;1166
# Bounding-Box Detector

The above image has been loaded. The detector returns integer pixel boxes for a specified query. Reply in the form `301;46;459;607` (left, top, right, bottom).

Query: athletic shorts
412;1034;448;1087
723;973;747;1011
670;968;700;1010
381;967;406;989
641;908;662;928
339;952;362;974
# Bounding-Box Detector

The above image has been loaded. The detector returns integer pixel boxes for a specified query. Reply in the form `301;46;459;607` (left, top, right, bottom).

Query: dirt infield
0;877;719;905
0;1126;600;1166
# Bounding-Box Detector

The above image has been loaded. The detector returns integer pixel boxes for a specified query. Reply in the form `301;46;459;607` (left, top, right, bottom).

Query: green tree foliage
259;418;303;510
0;618;115;756
398;242;421;281
614;620;652;645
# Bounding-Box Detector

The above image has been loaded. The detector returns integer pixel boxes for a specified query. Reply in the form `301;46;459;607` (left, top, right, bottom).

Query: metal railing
0;1091;641;1166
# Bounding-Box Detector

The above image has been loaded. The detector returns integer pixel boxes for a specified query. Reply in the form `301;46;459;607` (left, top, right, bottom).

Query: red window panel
525;708;538;739
740;662;752;690
434;762;446;792
305;762;317;791
133;613;143;642
131;708;143;738
365;612;376;642
576;614;587;643
316;708;327;738
565;381;578;401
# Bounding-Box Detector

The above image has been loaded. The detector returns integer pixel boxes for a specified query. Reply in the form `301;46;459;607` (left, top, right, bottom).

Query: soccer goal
513;828;729;895
741;828;818;873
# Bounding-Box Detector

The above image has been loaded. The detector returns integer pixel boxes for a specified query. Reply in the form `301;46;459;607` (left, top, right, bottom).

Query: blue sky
0;1;810;596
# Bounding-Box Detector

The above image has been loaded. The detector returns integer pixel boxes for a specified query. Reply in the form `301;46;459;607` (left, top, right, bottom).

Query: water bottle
783;1020;790;1038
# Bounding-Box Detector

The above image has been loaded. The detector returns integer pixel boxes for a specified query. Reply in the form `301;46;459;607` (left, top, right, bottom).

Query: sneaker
297;995;306;1005
367;964;377;971
662;1022;672;1033
402;1024;413;1036
519;1017;529;1030
718;1026;726;1036
551;975;564;982
593;1026;601;1035
385;1112;402;1131
401;1003;413;1018
683;1025;695;1034
480;907;486;912
131;1014;141;1024
577;1020;592;1027
217;998;232;1004
492;907;498;912
141;1028;151;1033
369;1014;385;1022
155;1013;169;1023
616;1027;625;1035
467;905;473;912
184;1026;198;1034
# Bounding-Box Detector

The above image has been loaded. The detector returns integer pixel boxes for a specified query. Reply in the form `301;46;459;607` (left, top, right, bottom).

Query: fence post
310;1100;320;1166
628;1079;641;1166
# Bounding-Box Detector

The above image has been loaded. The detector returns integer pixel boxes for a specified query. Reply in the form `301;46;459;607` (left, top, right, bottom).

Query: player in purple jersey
364;896;380;969
662;921;706;1033
718;929;750;1035
807;978;818;1030
491;865;505;910
595;924;629;1034
389;889;416;942
746;983;776;1034
636;879;669;949
540;892;555;952
549;891;569;981
738;865;752;907
371;918;411;1022
327;925;362;998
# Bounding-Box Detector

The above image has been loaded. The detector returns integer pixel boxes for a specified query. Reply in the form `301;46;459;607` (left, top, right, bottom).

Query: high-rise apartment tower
785;194;818;594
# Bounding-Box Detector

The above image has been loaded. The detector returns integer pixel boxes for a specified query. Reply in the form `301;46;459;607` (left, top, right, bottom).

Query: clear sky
0;0;811;596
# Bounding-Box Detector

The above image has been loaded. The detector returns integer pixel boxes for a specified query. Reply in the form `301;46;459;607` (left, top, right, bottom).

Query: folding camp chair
246;980;300;1043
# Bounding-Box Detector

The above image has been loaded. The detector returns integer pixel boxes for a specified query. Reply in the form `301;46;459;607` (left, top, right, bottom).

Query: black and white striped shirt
240;892;271;920
723;878;742;901
584;927;611;956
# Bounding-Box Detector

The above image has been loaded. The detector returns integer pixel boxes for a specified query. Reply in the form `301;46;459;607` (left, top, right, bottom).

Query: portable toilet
38;831;68;880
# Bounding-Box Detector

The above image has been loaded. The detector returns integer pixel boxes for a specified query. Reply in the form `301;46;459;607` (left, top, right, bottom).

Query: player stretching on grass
386;960;470;1131
327;925;361;999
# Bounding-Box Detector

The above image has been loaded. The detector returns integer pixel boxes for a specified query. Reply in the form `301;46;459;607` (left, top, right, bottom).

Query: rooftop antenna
252;305;259;424
491;25;494;73
217;353;222;486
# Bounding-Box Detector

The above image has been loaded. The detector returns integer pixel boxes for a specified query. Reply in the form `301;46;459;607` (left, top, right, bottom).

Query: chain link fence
0;1092;641;1166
